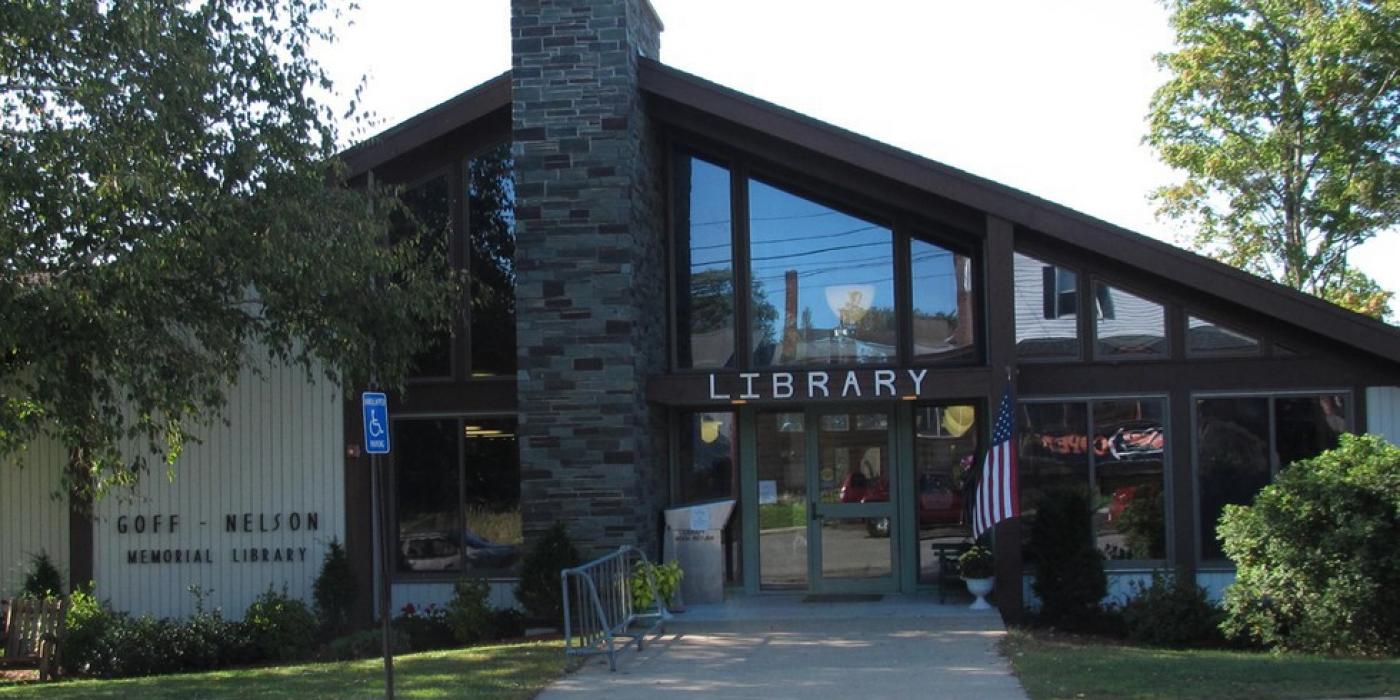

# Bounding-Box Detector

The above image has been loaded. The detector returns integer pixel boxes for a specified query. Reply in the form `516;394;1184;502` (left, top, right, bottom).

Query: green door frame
807;404;900;593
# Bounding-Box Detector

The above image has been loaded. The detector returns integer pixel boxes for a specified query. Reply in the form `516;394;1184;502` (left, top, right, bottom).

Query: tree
0;1;457;498
1147;0;1400;320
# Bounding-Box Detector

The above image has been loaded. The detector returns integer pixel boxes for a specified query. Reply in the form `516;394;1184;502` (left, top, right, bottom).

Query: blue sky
320;1;1398;311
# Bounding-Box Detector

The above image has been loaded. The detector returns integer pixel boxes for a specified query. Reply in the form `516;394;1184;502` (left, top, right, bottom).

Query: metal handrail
561;545;670;671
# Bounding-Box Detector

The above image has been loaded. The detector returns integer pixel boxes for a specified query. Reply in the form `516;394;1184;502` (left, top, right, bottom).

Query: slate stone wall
510;0;668;558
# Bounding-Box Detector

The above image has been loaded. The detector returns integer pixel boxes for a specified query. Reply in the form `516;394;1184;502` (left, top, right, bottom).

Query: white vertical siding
90;357;345;619
0;438;70;595
1019;571;1160;611
1366;386;1400;445
1196;571;1235;603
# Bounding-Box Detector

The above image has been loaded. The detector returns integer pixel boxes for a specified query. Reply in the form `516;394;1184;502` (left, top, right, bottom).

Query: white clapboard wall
1367;386;1400;445
91;357;345;619
0;438;70;595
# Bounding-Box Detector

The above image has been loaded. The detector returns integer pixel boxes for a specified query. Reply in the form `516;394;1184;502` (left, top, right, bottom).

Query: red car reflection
840;472;963;538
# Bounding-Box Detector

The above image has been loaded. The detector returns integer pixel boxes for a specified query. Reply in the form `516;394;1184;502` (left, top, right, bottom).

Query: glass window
1095;283;1167;359
674;157;736;369
1186;316;1259;357
914;405;977;584
1274;395;1347;470
468;145;517;376
1017;402;1091;555
395;417;521;575
1015;253;1080;360
676;411;740;583
1092;400;1167;560
393;176;454;378
911;238;975;361
1196;397;1272;561
748;178;895;367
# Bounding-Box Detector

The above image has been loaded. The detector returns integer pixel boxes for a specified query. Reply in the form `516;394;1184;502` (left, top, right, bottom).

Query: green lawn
1004;629;1400;700
0;642;566;699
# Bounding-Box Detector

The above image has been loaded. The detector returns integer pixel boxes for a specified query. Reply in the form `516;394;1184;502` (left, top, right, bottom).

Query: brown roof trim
340;71;511;177
637;58;1400;364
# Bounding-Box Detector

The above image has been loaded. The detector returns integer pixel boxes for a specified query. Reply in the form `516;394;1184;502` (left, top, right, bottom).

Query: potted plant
631;560;683;613
958;545;996;610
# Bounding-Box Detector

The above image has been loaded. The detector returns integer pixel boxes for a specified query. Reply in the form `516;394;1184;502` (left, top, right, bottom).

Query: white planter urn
963;576;995;610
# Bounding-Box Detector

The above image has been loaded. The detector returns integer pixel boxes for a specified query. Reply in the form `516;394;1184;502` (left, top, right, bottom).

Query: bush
1028;490;1107;629
63;584;112;676
1218;433;1400;656
394;602;454;651
244;587;318;662
491;607;526;640
1122;569;1225;648
313;539;357;639
21;550;64;598
446;579;495;645
515;522;579;625
323;628;411;661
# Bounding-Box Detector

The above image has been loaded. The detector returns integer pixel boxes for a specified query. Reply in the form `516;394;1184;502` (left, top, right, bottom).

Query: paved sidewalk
539;596;1029;700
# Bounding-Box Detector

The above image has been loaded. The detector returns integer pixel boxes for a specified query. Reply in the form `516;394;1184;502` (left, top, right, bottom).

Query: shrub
515;522;579;625
21;550;64;598
630;560;682;611
1218;433;1400;656
958;546;995;579
1027;490;1107;629
63;583;113;676
323;628;411;661
313;539;357;639
446;579;495;645
394;602;454;651
1122;569;1224;648
491;607;526;640
244;587;318;662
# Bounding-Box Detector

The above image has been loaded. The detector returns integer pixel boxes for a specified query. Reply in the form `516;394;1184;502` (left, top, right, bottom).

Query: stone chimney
510;0;668;556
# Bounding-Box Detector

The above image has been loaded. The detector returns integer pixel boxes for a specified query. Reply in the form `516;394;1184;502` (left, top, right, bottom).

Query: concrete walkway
539;595;1030;700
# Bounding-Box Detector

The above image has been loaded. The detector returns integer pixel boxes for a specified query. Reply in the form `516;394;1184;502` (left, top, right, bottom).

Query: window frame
1012;250;1085;364
389;411;522;582
1190;389;1354;569
1017;393;1174;570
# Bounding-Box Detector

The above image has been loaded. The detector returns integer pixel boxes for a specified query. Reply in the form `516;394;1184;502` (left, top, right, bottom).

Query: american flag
973;385;1019;541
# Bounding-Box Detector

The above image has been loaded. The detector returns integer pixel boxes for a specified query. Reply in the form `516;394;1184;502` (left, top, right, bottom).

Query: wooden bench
0;597;66;681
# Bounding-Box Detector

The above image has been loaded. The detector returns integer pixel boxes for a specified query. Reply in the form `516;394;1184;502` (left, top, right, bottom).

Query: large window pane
756;412;807;589
1095;283;1167;359
394;176;453;377
1275;395;1347;470
1018;402;1091;555
1196;397;1270;561
1014;253;1079;360
395;419;461;573
912;239;975;360
674;157;735;368
748;179;894;366
675;411;740;583
1093;399;1166;561
462;418;521;572
914;405;977;584
468;145;517;376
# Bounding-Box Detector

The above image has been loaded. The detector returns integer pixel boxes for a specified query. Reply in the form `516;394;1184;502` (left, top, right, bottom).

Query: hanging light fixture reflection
700;414;722;444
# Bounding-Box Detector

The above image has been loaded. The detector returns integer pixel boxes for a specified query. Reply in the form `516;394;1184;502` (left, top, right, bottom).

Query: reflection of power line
749;250;949;273
690;210;845;227
689;224;883;253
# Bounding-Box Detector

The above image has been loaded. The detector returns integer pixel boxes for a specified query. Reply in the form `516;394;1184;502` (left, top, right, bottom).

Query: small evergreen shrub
1028;490;1107;629
323;628;411;661
1122;569;1224;648
21;550;64;598
1219;433;1400;656
394;602;454;650
312;539;357;639
515;522;579;625
446;579;495;645
244;587;318;662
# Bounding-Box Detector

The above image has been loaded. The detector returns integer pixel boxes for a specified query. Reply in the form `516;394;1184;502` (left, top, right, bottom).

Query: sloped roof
336;60;1400;366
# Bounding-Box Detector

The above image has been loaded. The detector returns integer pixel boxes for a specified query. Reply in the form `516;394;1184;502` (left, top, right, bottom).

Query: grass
1004;628;1400;700
0;642;566;699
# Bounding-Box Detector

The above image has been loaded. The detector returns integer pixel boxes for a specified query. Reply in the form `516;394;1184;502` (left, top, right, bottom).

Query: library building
4;0;1400;622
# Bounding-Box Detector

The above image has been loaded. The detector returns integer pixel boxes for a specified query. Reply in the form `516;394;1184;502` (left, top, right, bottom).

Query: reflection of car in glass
840;472;963;538
400;529;520;571
1106;422;1164;461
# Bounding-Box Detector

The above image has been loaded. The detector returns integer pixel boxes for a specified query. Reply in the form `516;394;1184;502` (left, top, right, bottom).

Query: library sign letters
706;368;932;402
114;510;320;566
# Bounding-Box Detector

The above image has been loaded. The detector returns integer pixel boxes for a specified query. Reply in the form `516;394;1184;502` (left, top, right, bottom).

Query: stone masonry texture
511;0;668;558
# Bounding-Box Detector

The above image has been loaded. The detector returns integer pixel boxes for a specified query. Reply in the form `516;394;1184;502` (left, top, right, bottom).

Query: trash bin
662;499;736;607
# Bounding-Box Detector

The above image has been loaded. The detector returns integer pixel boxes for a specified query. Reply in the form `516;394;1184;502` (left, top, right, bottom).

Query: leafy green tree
0;1;457;497
1147;0;1399;319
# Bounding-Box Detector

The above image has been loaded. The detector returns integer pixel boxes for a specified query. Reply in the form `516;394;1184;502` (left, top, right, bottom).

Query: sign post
362;391;394;700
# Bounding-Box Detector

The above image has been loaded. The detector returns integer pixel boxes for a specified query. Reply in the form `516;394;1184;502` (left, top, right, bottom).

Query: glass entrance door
754;407;899;593
810;409;897;592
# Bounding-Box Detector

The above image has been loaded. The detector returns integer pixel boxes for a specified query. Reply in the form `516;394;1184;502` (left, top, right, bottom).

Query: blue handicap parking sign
362;392;390;454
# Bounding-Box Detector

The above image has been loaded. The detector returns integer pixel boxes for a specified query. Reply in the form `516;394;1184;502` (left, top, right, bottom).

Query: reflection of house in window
1041;265;1078;319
